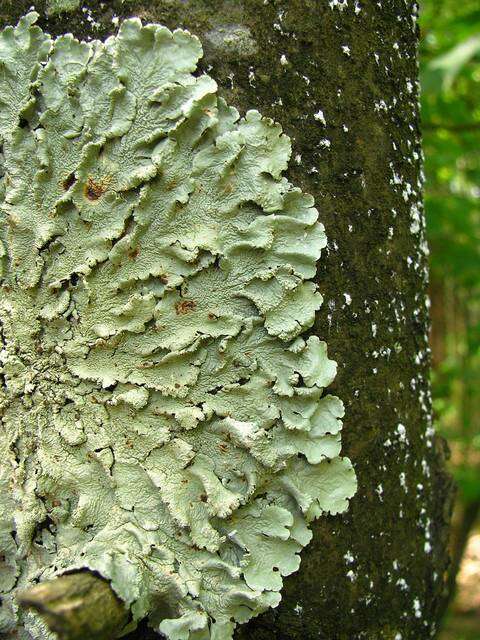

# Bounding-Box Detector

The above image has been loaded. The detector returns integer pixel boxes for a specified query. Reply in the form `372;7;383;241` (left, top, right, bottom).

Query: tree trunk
0;1;454;639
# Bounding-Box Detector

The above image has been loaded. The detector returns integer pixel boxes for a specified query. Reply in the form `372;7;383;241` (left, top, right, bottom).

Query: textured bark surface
0;1;454;639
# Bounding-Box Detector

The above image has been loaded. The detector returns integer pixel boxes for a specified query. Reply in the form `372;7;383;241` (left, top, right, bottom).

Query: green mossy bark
0;1;454;639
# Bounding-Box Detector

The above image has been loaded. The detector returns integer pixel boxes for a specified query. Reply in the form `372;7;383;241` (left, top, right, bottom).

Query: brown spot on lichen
175;299;196;315
222;180;235;194
84;176;108;201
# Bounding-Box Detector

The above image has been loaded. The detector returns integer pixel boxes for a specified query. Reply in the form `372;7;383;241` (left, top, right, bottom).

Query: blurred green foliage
420;0;480;504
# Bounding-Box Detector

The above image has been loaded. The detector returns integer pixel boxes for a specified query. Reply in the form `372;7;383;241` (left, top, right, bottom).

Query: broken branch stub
17;571;129;640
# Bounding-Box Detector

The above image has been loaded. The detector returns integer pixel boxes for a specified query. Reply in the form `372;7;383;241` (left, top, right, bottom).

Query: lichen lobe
0;12;356;640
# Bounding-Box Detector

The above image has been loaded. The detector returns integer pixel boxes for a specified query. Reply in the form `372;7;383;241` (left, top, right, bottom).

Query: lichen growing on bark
0;13;356;640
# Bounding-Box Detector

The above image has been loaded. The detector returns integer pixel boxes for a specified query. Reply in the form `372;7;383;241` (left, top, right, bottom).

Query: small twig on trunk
17;570;130;640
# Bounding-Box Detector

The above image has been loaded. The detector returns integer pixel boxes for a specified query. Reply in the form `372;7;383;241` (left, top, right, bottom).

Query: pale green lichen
0;13;357;640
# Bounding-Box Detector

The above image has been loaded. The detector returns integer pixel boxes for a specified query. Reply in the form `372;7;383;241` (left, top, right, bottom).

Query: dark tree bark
0;1;454;639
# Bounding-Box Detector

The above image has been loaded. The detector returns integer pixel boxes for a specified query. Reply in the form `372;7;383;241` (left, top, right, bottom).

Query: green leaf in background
423;34;480;93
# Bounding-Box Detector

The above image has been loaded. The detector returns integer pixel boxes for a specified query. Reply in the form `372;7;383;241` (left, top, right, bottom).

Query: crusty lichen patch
0;13;357;640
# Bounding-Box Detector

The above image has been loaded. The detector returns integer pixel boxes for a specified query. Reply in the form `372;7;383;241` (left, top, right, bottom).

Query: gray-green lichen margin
0;11;356;640
0;2;454;640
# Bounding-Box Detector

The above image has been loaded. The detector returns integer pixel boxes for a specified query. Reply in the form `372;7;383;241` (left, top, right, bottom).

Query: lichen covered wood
0;13;356;640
